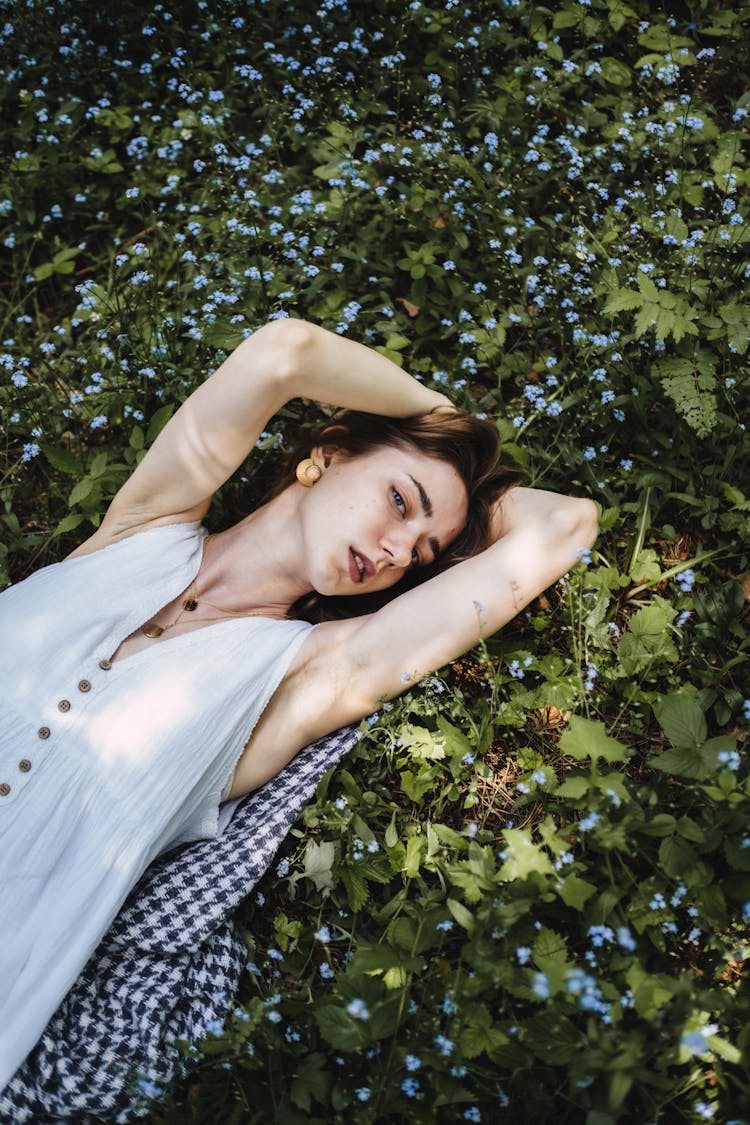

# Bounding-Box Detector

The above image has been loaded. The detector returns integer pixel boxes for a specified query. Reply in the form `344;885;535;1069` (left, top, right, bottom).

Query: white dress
0;521;313;1091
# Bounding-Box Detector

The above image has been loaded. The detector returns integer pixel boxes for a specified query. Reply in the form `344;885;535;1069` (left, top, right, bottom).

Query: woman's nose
381;527;414;567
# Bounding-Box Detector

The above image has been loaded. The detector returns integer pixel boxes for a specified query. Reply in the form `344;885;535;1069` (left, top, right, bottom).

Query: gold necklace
142;546;279;639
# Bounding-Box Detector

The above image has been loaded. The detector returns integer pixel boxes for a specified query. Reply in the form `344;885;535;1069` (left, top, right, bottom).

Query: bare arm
345;487;597;704
97;318;452;535
231;486;598;794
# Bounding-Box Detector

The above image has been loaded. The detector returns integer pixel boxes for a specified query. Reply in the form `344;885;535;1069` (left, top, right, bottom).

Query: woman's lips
349;547;373;584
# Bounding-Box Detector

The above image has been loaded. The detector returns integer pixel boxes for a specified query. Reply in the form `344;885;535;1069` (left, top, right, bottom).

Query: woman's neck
198;488;311;615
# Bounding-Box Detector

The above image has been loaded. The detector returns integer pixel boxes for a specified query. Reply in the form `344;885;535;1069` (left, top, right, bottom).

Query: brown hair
271;409;524;623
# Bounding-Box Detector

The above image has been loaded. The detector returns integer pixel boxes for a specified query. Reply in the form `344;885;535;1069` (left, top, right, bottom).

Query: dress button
18;759;31;773
78;679;92;693
99;658;112;670
58;699;71;712
38;726;51;740
0;783;10;796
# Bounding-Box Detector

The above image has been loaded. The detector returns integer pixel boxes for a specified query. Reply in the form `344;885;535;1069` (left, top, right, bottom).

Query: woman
0;317;597;1090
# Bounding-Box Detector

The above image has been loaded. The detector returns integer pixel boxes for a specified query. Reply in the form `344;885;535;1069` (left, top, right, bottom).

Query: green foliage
1;0;749;1122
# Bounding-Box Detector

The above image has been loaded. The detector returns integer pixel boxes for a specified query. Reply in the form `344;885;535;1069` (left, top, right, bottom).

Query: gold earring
295;458;322;486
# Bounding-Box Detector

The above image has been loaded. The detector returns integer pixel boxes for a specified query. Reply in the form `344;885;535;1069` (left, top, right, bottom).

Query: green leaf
432;822;468;849
290;1053;331;1112
653;694;707;749
400;768;438;802
629;548;661;583
650;747;711;781
558;873;597;909
446;897;474;932
384;332;410;351
295;839;335;892
626;964;676;1018
640;814;677;837
553;8;582;29
659;836;697;878
54;513;84;536
523;1011;580;1064
555;776;590;799
603;288;642;314
436;715;472;758
402;834;425;877
636;271;659;302
89;451;108;479
341;868;368;912
635;300;661;337
600;57;631;86
43;444;80;474
459;1003;508;1058
400;724;445;761
499;827;555;881
129;425;145;450
314;1005;362;1051
146;403;175;443
560;716;629;764
68;477;94;507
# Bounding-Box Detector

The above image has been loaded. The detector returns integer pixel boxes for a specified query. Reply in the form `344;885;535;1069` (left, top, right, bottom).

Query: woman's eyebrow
408;474;440;560
408;474;433;517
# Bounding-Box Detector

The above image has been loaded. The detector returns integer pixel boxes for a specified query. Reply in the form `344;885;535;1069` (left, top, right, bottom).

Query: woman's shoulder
65;513;205;562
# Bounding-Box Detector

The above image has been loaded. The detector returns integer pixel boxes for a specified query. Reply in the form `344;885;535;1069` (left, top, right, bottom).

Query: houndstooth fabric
0;725;360;1125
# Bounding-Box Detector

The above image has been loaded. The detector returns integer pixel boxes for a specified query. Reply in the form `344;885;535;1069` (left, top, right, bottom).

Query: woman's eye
392;488;406;514
410;547;420;567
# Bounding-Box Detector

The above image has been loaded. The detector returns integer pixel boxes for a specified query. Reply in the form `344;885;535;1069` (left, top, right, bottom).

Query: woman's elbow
252;317;316;388
571;497;599;549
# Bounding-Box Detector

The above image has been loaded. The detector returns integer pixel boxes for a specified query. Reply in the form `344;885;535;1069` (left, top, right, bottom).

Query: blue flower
579;812;600;832
531;972;550;999
616;927;637;951
681;1024;718;1056
402;1077;420;1097
136;1078;163;1099
355;1087;371;1101
346;998;370;1020
677;568;695;593
435;1034;454;1056
516;946;531;965
405;1053;422;1071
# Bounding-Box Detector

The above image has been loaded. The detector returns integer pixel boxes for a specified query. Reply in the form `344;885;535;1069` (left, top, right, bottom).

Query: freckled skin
297;445;468;598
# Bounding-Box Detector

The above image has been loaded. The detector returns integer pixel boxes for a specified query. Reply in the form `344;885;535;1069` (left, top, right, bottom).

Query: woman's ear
312;444;344;469
312;426;350;469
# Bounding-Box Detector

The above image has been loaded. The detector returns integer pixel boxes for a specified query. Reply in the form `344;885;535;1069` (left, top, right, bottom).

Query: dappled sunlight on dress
0;521;313;1091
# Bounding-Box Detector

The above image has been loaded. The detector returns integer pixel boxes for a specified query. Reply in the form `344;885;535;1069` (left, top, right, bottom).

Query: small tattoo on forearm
510;579;521;607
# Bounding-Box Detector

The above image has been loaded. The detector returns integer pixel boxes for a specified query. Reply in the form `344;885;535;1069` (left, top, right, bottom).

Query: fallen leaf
396;297;421;317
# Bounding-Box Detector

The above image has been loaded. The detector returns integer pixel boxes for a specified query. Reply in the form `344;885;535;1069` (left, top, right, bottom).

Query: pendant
183;597;198;612
142;623;164;638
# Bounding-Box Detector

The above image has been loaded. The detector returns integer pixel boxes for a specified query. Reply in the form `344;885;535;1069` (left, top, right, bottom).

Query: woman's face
298;443;469;597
